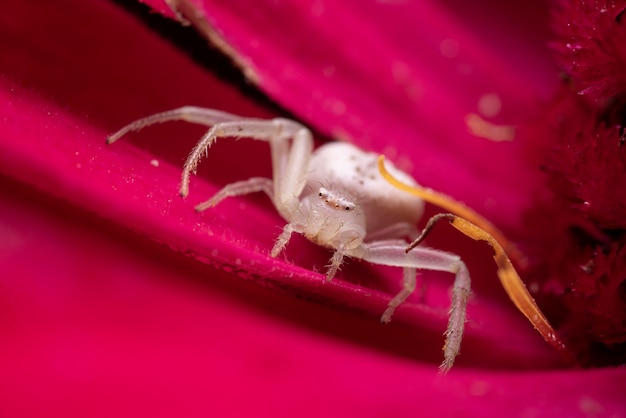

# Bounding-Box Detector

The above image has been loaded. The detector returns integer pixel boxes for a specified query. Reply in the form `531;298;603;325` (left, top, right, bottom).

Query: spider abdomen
305;142;424;235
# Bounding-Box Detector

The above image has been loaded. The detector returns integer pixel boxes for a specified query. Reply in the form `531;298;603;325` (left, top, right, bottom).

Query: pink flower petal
0;0;556;365
1;0;624;416
2;179;625;416
141;0;557;233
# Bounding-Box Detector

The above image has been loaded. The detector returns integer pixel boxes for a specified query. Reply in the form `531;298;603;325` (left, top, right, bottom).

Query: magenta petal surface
0;0;558;367
2;180;625;417
142;0;558;232
0;0;625;416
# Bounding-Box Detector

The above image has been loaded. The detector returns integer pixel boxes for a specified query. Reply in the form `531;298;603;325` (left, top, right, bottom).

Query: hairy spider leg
106;106;313;220
351;242;471;373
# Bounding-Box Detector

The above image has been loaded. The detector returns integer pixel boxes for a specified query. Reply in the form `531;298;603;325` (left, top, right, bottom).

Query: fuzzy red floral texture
552;0;626;103
520;0;626;365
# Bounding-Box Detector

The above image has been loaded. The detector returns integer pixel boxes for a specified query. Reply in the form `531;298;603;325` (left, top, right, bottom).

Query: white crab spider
107;106;471;372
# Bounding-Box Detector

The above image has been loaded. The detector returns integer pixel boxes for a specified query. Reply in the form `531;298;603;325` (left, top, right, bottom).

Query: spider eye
318;187;329;199
344;203;355;211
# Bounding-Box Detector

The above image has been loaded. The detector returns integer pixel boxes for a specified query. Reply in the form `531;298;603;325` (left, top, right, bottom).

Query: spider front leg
179;116;315;255
354;242;471;373
107;106;314;220
180;117;312;216
381;267;417;324
194;177;274;212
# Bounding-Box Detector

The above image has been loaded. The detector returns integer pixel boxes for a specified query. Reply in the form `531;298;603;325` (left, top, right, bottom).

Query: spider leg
180;118;311;219
325;243;347;281
364;222;419;242
353;242;471;373
407;213;573;363
174;115;314;258
381;267;417;324
106;106;249;144
268;121;314;216
194;177;273;212
107;107;313;221
271;223;304;257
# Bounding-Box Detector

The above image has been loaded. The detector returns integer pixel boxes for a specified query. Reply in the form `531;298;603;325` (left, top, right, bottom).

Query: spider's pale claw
380;296;402;324
381;267;417;324
380;307;395;324
272;223;296;258
194;202;211;212
195;196;222;212
325;248;345;281
325;266;338;282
